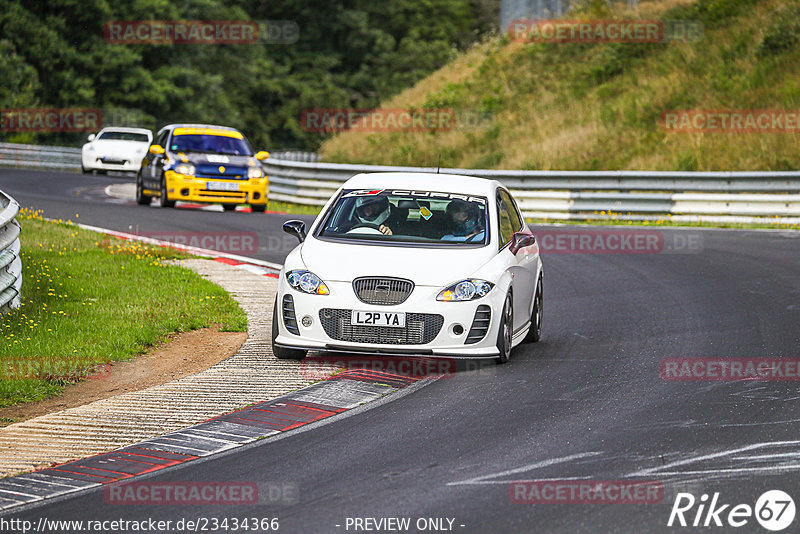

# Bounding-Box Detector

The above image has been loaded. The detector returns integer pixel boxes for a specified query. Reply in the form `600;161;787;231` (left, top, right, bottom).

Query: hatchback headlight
437;279;494;301
286;270;330;295
247;167;264;179
175;163;195;176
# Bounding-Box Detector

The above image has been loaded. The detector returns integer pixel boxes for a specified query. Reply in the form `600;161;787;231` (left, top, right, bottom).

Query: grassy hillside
321;0;800;171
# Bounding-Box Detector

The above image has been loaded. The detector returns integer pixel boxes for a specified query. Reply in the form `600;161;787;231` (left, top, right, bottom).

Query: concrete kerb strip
0;369;421;512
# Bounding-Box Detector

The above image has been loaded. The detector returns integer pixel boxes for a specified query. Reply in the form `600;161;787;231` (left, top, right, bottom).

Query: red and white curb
0;370;420;511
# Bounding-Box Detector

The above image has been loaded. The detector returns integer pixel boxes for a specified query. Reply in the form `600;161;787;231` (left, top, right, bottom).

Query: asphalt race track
2;168;800;532
0;168;315;265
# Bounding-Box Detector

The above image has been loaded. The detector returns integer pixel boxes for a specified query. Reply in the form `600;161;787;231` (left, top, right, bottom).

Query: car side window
497;193;515;248
500;189;523;232
156;130;169;149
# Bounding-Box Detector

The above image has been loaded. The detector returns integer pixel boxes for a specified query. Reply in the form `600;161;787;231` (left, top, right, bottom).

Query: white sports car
81;127;153;174
272;172;543;364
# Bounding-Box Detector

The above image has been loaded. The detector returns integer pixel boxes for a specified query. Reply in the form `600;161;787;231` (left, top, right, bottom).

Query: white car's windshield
97;131;149;142
317;189;488;245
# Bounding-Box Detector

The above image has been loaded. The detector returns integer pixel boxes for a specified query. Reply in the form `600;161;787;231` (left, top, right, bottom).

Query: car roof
161;124;241;132
343;172;500;197
98;127;152;134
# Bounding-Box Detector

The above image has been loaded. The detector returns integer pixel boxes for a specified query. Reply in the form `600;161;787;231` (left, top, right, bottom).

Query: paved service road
3;168;800;532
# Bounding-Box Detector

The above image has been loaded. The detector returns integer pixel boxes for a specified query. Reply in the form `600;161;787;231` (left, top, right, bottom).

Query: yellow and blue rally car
136;124;270;212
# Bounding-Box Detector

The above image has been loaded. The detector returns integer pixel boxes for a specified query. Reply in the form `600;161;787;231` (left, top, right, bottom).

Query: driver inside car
441;199;485;242
350;196;401;235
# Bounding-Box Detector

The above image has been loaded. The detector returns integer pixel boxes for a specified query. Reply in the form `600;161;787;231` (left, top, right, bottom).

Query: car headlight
286;270;329;295
174;163;195;176
87;145;95;152
437;279;494;301
247;167;264;179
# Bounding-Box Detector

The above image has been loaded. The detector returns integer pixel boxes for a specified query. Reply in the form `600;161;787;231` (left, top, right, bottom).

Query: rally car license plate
351;310;406;328
206;181;239;191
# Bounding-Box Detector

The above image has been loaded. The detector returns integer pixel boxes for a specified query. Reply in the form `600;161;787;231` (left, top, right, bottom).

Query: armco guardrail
0;142;82;170
0;142;319;170
1;142;798;221
0;190;22;312
263;159;800;222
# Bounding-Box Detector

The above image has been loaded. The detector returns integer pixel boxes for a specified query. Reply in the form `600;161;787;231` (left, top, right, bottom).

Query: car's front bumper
82;153;141;172
164;170;268;206
274;280;504;358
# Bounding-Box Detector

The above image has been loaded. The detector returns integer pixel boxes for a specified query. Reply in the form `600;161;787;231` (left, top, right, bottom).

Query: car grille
465;305;491;344
353;277;414;305
195;164;247;179
319;308;443;345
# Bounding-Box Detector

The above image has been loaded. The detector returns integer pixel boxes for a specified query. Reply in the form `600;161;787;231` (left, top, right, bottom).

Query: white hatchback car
81;127;152;174
272;172;543;364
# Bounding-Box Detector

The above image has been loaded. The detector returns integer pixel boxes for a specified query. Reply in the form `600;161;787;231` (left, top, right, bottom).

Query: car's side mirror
149;145;165;155
87;134;96;142
509;232;536;255
283;220;306;243
255;150;270;161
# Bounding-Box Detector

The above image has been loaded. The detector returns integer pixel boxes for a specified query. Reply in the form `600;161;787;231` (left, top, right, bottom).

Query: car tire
160;175;175;208
222;204;237;211
496;292;513;364
524;277;543;343
251;205;266;213
81;163;90;174
135;173;150;205
271;297;306;360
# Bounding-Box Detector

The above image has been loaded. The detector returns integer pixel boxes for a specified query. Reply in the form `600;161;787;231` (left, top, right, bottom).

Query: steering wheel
464;230;484;242
345;222;384;235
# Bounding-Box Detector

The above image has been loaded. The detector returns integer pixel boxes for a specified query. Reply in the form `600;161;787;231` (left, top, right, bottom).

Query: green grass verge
265;200;322;216
0;209;247;409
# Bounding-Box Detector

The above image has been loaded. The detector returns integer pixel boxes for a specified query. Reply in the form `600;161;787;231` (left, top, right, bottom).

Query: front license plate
206;181;239;191
351;310;406;328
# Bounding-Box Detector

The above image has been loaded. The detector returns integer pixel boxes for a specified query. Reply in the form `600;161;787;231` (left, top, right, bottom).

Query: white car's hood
89;140;148;157
300;237;495;286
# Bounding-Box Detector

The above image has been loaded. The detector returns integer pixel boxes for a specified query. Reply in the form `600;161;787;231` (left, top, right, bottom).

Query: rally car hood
299;237;496;286
175;152;255;167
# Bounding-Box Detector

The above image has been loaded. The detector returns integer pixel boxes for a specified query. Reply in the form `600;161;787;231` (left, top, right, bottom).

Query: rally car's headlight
286;270;329;295
174;163;195;176
437;279;494;301
247;167;264;179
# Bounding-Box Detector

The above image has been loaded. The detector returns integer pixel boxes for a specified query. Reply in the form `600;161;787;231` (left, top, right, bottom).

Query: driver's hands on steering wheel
379;225;393;235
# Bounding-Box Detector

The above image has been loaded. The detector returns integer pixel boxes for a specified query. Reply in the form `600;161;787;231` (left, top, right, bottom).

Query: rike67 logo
668;490;795;531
